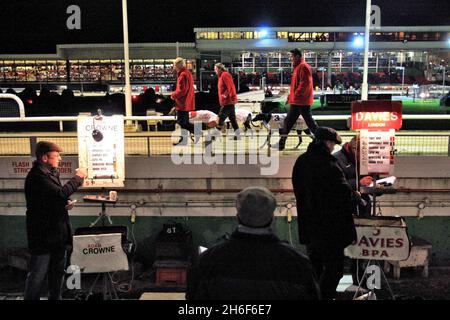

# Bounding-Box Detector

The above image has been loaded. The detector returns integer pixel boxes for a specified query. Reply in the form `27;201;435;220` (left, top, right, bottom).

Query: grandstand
0;26;448;93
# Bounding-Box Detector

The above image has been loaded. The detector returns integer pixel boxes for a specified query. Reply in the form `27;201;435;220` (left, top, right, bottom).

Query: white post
122;0;132;124
401;68;405;95
176;42;179;57
361;0;371;101
443;66;446;96
322;70;325;94
375;52;379;73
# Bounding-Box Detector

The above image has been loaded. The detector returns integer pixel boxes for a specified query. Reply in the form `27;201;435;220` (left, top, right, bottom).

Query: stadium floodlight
258;28;269;38
353;36;364;49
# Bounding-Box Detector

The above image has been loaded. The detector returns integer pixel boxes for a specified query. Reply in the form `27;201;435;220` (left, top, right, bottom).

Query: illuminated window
243;32;254;39
197;32;219;40
219;32;244;39
277;32;288;39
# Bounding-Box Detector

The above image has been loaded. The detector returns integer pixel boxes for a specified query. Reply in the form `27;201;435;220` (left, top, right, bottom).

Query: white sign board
77;115;125;187
70;233;129;273
344;217;411;261
359;129;395;175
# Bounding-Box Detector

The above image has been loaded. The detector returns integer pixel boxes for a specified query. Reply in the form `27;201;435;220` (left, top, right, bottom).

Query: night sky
0;0;449;54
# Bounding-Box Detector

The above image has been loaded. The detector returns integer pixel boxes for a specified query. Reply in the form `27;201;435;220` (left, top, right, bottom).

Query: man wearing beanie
24;141;87;300
292;127;359;300
186;187;320;300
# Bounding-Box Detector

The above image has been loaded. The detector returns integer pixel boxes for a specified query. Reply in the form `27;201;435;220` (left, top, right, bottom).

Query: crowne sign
351;100;403;130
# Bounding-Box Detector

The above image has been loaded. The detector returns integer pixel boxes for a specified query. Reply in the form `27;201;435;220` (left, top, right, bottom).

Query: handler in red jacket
214;63;240;139
274;49;318;150
171;57;198;145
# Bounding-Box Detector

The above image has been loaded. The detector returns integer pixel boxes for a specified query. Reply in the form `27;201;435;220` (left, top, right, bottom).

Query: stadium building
0;26;449;92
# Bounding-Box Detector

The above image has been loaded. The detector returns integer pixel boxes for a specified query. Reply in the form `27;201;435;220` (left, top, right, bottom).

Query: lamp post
122;0;132;124
361;0;371;101
396;66;405;96
318;67;326;94
277;67;284;86
236;67;242;92
441;66;446;97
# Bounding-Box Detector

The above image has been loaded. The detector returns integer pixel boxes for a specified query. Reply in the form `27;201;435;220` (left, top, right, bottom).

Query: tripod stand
352;177;398;300
83;194;119;300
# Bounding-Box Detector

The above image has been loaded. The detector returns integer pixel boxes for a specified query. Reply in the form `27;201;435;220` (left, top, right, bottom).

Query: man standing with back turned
292;127;358;300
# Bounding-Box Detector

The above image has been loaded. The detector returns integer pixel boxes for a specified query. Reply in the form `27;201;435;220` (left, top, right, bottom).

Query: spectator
292;127;359;300
24;141;87;300
186;187;320;300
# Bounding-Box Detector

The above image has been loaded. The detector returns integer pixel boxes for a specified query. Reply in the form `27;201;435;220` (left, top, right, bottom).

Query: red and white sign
345;217;410;261
351;101;402;130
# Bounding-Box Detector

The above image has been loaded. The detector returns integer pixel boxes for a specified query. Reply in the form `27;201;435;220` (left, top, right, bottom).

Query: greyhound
251;113;313;149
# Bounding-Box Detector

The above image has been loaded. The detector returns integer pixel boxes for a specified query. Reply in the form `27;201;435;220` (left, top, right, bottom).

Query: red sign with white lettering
351;100;403;130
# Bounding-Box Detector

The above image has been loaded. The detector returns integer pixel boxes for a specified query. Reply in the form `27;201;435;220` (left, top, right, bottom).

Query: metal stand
354;178;398;300
84;193;118;300
89;200;113;227
353;259;396;300
86;271;119;300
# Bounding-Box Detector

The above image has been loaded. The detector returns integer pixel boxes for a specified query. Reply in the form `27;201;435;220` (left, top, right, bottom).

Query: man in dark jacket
24;141;86;300
292;127;358;300
333;135;373;216
186;187;320;300
333;135;373;286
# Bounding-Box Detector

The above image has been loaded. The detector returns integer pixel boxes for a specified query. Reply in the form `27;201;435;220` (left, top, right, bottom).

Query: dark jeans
279;105;318;138
217;105;239;132
306;245;345;300
24;248;67;300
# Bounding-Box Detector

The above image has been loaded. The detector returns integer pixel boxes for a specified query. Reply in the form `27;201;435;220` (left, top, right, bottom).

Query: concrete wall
1;155;449;265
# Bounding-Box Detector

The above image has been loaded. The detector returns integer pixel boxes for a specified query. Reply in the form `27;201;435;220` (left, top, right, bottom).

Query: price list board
77;115;125;187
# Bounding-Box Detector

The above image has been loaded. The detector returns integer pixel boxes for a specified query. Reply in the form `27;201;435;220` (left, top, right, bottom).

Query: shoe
229;135;241;141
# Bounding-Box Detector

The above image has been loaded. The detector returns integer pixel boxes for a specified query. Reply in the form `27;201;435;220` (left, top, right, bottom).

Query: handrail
0;114;449;123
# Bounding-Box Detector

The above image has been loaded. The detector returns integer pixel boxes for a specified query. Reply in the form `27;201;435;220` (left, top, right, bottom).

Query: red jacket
171;67;195;111
218;71;238;107
288;59;314;106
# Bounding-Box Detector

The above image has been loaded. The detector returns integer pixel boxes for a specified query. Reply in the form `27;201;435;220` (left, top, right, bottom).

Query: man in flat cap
24;141;87;300
186;186;320;300
292;127;359;300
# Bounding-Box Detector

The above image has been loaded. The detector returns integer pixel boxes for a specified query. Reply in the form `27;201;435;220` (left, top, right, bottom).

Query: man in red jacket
171;57;198;146
274;49;318;151
214;63;240;140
